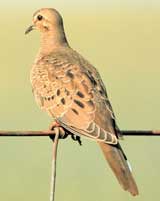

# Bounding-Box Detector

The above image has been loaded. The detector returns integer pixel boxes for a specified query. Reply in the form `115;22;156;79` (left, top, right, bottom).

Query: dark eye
37;15;43;21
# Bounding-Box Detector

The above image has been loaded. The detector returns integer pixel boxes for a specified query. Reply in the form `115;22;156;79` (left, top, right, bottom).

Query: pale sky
1;0;160;9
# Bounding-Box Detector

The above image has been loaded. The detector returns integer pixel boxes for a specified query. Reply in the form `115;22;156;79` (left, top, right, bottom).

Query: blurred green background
0;0;160;201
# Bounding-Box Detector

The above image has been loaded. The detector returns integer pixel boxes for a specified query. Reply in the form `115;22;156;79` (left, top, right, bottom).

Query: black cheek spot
77;91;84;98
71;108;79;115
61;98;66;105
74;100;85;108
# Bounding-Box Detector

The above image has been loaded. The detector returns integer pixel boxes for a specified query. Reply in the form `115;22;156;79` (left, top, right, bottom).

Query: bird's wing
31;51;118;144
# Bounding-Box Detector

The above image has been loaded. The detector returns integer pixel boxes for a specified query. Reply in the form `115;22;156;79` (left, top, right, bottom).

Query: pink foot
49;120;66;139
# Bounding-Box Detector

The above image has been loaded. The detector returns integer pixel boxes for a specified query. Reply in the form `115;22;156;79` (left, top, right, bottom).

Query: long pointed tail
98;142;139;196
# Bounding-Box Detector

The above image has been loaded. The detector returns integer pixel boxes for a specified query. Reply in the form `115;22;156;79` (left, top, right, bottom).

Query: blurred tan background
0;0;160;201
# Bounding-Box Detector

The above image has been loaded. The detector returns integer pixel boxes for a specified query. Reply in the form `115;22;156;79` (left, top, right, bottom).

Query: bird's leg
49;121;82;145
49;121;68;140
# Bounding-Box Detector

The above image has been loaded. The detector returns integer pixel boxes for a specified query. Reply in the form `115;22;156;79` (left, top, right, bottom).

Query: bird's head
25;8;63;34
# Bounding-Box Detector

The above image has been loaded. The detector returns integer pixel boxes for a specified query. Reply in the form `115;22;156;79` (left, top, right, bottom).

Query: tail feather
98;142;139;196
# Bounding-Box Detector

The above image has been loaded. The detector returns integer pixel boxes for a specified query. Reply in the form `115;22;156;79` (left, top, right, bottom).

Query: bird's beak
25;25;35;35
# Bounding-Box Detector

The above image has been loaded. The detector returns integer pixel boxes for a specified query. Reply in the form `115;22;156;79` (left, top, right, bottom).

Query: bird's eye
37;15;43;21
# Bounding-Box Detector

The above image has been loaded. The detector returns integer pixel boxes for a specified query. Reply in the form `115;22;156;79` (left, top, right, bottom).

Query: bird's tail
98;142;139;196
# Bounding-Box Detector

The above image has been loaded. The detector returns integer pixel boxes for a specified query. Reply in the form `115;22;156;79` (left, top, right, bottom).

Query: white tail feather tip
127;160;132;172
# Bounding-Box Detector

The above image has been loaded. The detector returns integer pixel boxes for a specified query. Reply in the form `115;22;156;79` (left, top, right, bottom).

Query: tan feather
28;8;139;196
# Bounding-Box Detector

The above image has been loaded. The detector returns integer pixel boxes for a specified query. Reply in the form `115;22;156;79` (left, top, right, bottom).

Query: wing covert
31;51;119;144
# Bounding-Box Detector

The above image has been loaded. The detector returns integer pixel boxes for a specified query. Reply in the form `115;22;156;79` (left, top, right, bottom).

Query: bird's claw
71;134;82;146
49;121;82;145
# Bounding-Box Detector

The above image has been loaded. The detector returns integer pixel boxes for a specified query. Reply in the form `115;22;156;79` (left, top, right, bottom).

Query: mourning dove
25;8;138;196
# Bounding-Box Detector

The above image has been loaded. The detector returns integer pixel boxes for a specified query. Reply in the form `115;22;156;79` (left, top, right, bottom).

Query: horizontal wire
0;130;159;137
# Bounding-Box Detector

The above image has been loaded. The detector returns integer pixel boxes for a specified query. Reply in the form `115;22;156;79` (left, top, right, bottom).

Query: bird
25;8;139;196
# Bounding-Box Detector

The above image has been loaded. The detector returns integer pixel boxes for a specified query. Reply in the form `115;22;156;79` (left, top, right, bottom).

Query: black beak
25;25;35;35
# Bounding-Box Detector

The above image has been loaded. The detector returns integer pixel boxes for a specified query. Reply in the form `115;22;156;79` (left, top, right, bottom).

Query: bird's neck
39;29;69;55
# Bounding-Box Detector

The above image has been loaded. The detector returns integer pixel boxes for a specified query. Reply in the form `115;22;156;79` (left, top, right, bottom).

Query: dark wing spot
51;96;54;100
66;70;74;78
65;89;70;96
85;72;97;86
48;97;51;101
71;108;79;115
57;89;60;96
90;75;97;86
61;98;66;105
99;90;105;95
99;83;108;96
74;99;85;108
77;91;84;98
